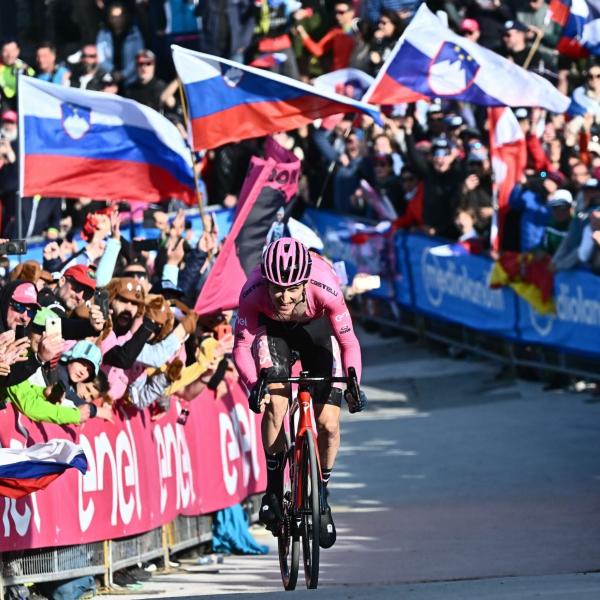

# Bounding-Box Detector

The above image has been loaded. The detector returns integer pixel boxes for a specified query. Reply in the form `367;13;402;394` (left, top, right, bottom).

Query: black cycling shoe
259;492;282;534
319;502;336;548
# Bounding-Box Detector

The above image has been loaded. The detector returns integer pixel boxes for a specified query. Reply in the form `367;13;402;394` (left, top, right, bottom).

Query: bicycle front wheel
278;446;299;590
300;432;321;589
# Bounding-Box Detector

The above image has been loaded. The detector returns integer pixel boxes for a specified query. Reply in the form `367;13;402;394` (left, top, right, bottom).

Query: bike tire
278;448;299;590
300;432;321;589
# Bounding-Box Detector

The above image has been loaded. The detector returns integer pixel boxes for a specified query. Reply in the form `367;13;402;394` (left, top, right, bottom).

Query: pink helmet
261;237;312;287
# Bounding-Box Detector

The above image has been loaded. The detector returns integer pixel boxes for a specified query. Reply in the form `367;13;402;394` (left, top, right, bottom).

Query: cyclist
232;237;367;549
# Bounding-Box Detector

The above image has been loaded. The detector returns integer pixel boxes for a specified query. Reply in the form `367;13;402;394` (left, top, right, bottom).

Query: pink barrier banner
0;376;266;551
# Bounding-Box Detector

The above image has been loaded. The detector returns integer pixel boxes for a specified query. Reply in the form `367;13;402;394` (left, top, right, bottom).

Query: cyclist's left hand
345;389;367;414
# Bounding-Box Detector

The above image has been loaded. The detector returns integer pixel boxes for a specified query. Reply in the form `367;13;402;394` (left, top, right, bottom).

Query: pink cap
1;110;17;123
12;282;39;306
460;18;480;33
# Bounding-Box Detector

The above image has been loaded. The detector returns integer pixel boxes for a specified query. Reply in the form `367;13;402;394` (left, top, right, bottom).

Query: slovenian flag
19;76;196;204
0;440;87;499
549;0;600;58
172;45;382;151
364;5;571;114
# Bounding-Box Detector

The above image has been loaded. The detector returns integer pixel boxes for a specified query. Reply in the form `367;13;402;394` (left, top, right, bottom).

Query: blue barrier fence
304;208;600;361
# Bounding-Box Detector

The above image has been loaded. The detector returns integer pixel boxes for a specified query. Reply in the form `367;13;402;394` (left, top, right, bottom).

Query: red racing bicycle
254;366;361;590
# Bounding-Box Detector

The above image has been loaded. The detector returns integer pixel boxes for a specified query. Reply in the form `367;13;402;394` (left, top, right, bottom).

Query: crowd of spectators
0;1;599;595
1;1;600;275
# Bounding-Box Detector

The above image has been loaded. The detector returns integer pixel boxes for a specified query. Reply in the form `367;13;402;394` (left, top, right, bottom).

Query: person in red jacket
295;1;357;71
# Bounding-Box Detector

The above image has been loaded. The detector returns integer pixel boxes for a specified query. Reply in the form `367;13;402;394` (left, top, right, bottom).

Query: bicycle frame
290;383;322;515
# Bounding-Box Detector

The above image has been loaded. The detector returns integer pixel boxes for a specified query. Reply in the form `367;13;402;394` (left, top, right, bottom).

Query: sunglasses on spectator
10;302;36;318
82;53;97;58
588;72;600;79
66;277;94;300
122;271;148;281
137;61;153;67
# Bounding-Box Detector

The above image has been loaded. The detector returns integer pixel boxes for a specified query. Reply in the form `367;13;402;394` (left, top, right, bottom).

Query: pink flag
488;107;527;251
194;138;300;315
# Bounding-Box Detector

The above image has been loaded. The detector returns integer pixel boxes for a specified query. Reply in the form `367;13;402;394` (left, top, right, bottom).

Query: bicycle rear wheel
278;447;299;590
300;432;321;589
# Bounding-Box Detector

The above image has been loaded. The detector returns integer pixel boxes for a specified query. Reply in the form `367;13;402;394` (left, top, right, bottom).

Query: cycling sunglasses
10;301;37;318
66;277;94;300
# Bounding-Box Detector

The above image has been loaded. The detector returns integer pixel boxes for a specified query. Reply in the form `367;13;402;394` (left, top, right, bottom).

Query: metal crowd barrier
356;294;600;381
0;495;261;594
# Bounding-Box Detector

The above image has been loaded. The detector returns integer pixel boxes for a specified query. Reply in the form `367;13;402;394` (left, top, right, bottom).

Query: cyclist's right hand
345;389;367;414
249;384;269;414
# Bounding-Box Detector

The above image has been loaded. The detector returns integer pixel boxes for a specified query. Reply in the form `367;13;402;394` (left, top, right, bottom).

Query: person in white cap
536;189;573;258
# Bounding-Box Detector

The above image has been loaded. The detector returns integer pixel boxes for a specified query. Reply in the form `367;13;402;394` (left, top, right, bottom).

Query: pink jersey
232;254;362;391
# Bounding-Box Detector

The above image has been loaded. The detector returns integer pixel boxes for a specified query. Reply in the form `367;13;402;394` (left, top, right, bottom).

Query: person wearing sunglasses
295;1;357;71
123;50;166;113
70;44;111;92
57;265;96;312
5;282;39;330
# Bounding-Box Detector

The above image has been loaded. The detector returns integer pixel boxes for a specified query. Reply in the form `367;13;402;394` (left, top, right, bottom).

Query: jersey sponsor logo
339;325;351;334
236;317;248;328
334;310;349;322
310;279;338;297
241;281;262;299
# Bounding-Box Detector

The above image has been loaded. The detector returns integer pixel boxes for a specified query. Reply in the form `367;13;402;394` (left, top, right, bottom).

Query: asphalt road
104;328;600;599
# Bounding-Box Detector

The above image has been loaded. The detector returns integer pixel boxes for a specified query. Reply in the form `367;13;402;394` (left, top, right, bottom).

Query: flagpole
177;78;205;219
523;29;544;71
16;72;24;260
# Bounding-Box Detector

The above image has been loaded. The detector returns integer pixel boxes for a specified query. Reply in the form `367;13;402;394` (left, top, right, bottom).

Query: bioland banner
307;208;600;357
0;375;265;551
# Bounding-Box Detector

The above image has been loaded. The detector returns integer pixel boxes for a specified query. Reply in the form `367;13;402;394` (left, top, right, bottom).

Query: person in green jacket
4;309;113;425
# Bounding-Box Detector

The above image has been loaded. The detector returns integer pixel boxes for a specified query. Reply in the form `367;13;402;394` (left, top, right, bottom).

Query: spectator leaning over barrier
3;321;113;426
552;178;600;271
535;189;573;259
35;41;71;86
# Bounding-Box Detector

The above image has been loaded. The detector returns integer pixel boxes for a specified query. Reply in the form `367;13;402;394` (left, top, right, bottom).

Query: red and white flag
488;107;527;251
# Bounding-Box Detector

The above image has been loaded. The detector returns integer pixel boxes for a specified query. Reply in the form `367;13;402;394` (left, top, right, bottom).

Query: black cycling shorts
252;315;343;407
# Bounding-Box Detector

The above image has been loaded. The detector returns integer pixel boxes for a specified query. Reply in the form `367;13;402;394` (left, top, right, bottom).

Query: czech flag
0;440;87;499
172;45;382;151
19;76;196;205
549;0;600;58
363;5;571;114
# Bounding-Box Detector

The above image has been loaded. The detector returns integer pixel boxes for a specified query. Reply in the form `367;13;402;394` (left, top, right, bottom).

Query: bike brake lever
347;366;361;400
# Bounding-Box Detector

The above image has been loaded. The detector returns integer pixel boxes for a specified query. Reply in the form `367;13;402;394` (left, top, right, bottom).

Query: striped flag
550;0;600;58
172;45;381;151
19;76;196;204
488;107;527;251
0;440;87;499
